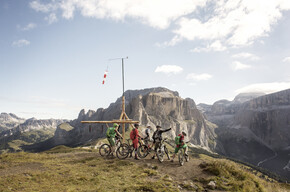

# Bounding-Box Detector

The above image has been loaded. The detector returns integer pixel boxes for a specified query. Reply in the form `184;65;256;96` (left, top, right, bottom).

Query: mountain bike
116;138;143;159
137;138;154;158
99;135;123;157
178;142;190;166
156;138;170;163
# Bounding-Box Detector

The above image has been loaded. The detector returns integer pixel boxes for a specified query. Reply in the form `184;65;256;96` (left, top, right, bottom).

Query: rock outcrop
32;87;216;151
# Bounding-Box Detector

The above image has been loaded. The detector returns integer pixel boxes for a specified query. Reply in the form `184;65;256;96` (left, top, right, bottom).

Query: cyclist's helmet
156;125;161;129
113;123;119;127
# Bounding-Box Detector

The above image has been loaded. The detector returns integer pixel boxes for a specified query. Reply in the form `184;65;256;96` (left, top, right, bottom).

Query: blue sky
1;0;290;119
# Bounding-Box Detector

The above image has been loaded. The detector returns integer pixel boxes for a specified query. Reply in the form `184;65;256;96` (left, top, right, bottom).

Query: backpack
130;128;136;140
175;135;181;145
106;127;115;138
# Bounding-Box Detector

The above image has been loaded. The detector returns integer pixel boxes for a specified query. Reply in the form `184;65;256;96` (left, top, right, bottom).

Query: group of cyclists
106;122;188;162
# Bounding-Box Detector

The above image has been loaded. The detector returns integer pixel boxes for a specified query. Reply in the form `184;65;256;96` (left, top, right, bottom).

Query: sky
1;0;290;120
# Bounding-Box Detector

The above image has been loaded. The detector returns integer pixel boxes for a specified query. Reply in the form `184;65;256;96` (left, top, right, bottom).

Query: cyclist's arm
115;128;122;138
160;128;171;133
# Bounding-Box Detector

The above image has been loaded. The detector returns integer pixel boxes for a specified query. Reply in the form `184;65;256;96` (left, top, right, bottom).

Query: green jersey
106;127;116;138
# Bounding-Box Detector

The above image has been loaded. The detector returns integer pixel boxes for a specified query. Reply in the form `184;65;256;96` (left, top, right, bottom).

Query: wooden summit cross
81;57;139;142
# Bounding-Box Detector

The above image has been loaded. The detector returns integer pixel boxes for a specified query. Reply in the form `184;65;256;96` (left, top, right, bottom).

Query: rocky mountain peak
78;109;86;119
0;113;26;132
47;88;216;151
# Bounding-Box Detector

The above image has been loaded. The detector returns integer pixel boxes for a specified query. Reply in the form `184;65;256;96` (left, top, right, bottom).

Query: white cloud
45;13;58;24
232;52;260;60
30;0;57;13
186;73;212;81
12;39;31;47
190;40;227;52
19;23;37;31
235;82;290;94
232;61;252;71
155;65;183;75
30;0;206;29
174;0;290;48
30;0;290;49
282;57;290;63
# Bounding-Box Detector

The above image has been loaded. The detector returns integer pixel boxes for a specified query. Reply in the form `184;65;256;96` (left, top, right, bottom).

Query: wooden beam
81;120;139;124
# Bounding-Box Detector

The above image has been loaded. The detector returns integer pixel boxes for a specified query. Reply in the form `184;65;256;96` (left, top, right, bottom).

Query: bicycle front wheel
99;144;111;157
116;143;130;159
164;146;170;160
137;145;149;158
178;150;184;166
156;148;164;163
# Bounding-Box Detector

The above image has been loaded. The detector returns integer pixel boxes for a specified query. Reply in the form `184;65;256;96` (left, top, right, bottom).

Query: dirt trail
130;155;207;182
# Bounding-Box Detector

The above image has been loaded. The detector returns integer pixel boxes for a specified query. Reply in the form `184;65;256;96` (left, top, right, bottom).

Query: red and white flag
102;70;108;84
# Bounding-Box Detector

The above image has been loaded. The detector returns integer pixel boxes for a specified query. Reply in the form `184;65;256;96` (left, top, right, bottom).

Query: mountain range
1;87;290;181
0;113;67;153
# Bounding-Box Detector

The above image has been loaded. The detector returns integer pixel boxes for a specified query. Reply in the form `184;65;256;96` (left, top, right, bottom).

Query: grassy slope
0;128;55;154
0;145;289;192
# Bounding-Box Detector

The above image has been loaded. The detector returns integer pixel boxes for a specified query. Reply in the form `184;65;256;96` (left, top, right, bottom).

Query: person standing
171;131;188;162
144;125;152;147
151;125;171;159
130;123;142;160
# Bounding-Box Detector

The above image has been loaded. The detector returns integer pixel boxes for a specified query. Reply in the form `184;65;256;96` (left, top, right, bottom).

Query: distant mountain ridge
0;113;67;153
0;113;26;132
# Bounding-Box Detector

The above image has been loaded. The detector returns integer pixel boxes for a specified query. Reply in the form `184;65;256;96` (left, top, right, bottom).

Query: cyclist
171;131;188;162
130;123;142;160
151;125;171;159
106;123;122;155
144;125;152;147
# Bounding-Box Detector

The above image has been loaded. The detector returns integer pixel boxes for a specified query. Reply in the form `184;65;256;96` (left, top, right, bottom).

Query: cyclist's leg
108;137;116;154
133;138;139;159
151;141;159;159
183;144;188;156
171;146;180;162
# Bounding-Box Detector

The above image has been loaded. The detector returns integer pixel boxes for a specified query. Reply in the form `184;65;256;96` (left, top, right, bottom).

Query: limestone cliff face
234;89;290;150
50;87;216;150
199;89;290;181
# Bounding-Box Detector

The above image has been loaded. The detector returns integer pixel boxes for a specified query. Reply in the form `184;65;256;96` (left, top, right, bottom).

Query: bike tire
137;144;149;158
164;146;170;160
99;144;111;157
178;150;184;166
116;143;130;159
185;153;189;162
156;148;164;163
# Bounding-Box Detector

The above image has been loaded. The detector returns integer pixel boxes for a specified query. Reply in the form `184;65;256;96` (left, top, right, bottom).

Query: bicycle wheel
164;146;170;160
137;144;149;158
185;153;189;162
156;148;164;163
116;143;130;159
99;144;111;157
178;150;184;166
